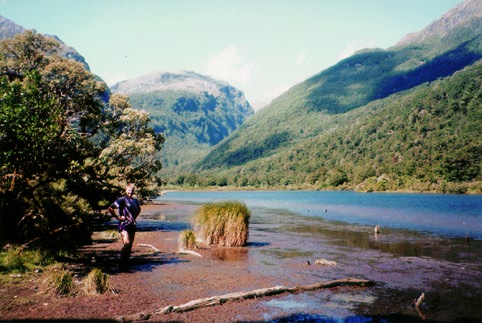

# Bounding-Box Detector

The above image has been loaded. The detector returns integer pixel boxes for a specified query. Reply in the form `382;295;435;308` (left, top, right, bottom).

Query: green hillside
110;71;254;177
193;60;482;193
180;8;482;193
199;17;482;171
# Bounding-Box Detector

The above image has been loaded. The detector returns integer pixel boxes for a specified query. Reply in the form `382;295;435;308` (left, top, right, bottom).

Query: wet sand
1;202;481;322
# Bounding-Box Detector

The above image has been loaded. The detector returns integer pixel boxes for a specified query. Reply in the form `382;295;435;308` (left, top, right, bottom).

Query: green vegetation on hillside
180;60;482;193
199;21;482;172
126;85;253;177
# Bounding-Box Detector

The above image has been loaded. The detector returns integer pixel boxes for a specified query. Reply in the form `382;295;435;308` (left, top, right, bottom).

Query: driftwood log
117;277;374;322
137;243;160;253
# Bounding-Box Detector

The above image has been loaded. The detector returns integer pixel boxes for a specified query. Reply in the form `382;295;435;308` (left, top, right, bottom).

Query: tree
0;31;164;247
97;94;164;197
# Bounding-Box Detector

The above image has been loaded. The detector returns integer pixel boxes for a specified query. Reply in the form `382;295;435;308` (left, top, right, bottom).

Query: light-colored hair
126;183;135;191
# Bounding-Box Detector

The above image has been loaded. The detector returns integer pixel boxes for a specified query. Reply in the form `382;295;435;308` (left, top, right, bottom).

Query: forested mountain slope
111;71;253;177
204;60;482;192
199;0;482;171
188;0;482;193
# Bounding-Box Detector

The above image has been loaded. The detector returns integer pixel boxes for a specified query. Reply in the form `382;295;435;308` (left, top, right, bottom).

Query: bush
193;201;250;247
83;268;110;294
178;229;199;250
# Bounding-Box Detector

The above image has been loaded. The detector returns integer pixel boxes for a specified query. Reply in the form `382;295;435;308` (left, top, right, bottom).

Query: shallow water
158;190;482;239
141;191;482;322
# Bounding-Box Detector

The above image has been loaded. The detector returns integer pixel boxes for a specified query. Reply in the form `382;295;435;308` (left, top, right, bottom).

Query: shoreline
1;202;481;322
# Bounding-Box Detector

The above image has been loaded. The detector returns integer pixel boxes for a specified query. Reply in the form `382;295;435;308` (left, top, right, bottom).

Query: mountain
0;15;90;70
193;0;482;193
110;71;254;178
397;0;482;46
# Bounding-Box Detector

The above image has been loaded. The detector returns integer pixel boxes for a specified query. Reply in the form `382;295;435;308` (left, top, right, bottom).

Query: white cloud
202;46;254;85
250;83;292;112
338;40;378;60
296;53;306;65
101;72;130;87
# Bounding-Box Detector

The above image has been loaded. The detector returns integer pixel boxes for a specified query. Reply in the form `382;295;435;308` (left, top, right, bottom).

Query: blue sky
1;0;463;110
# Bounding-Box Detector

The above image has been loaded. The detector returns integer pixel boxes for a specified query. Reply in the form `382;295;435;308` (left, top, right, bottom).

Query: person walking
108;183;141;271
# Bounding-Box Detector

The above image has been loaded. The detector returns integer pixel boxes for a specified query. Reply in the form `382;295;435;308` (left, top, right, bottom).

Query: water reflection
210;247;248;261
281;222;482;263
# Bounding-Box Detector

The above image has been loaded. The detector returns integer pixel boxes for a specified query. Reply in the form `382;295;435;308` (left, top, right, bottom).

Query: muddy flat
1;202;481;322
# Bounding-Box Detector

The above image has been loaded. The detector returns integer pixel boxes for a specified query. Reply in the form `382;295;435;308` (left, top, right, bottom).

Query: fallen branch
177;248;202;257
137;244;160;253
117;277;373;322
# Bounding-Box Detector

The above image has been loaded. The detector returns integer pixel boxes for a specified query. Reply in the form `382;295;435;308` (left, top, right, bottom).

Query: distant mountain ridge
111;71;254;176
111;71;229;97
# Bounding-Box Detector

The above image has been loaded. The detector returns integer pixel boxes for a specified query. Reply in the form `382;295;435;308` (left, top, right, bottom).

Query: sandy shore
1;202;482;322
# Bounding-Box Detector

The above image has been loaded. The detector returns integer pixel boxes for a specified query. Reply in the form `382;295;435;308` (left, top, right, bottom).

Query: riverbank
1;202;481;322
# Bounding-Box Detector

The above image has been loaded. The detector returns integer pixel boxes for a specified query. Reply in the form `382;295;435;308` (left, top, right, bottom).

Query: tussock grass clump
44;266;77;296
179;229;199;250
84;268;110;294
193;201;250;247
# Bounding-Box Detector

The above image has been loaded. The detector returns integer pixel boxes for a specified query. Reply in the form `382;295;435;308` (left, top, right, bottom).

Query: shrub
178;229;199;250
84;268;110;294
193;201;250;247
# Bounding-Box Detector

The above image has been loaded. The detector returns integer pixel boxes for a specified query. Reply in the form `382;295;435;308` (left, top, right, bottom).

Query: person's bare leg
120;230;134;270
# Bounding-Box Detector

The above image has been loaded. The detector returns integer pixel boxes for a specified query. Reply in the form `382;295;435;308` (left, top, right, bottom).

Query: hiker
108;183;141;271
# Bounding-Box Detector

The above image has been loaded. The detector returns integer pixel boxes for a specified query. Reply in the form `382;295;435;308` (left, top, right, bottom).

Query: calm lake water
157;190;482;240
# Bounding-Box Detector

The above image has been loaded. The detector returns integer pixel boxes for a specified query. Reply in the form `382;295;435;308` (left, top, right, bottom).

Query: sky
1;0;463;111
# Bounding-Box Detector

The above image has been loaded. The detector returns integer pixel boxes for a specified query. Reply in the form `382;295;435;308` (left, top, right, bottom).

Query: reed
178;229;199;250
193;201;250;247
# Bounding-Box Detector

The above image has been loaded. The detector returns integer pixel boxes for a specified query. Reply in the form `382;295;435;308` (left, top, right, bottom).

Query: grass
83;268;110;294
0;245;55;274
179;229;199;250
1;244;112;297
193;200;250;247
43;265;77;296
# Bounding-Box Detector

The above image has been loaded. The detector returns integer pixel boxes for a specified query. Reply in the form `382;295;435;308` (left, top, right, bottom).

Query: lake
157;190;482;240
141;190;482;322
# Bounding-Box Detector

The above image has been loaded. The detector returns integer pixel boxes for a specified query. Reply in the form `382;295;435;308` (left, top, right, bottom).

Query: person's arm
108;203;125;221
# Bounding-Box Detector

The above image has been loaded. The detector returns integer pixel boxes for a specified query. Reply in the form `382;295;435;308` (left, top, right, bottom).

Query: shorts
118;221;136;233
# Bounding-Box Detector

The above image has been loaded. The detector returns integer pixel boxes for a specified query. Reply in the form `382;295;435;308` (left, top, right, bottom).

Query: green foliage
193;201;250;247
0;246;53;273
0;31;164;247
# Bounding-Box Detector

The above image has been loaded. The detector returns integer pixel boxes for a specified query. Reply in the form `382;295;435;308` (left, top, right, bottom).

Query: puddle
266;298;308;310
210;247;248;261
